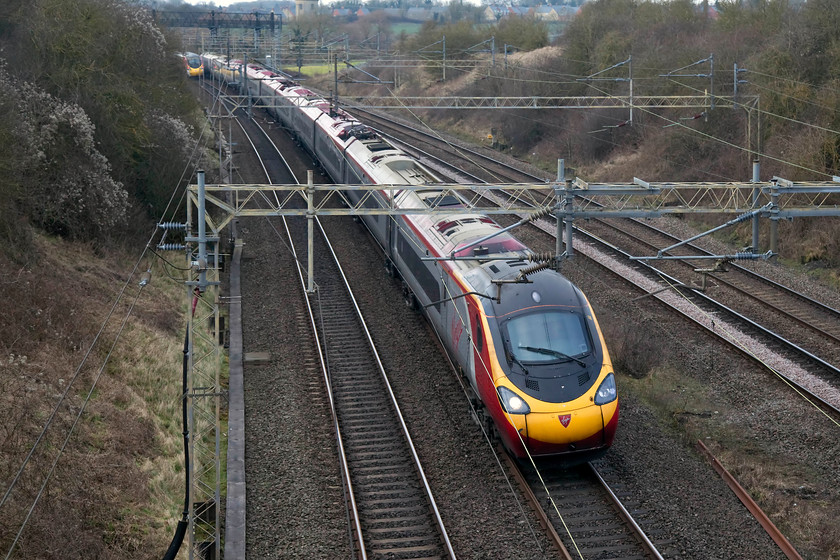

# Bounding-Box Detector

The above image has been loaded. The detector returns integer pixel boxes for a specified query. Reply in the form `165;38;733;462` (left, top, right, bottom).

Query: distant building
507;6;531;17
533;5;578;21
295;0;318;19
483;4;533;22
534;5;559;21
483;5;506;22
280;6;295;21
404;7;446;21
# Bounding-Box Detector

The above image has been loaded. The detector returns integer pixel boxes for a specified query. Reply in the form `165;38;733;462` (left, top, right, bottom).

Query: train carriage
202;53;619;460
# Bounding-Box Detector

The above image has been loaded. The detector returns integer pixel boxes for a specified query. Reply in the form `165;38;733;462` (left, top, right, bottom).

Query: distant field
390;22;422;35
281;60;365;77
282;63;332;76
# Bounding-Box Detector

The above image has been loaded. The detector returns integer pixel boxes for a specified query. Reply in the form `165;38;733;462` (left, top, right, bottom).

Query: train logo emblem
558;414;571;428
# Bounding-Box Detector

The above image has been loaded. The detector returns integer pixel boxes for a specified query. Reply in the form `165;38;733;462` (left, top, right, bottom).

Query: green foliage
0;74;31;259
493;16;548;52
446;0;484;24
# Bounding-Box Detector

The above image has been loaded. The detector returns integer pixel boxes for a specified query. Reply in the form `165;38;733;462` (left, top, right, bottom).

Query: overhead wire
398;58;742;183
410;46;840;180
744;78;840;115
665;76;840;139
579;78;836;179
651;269;840;430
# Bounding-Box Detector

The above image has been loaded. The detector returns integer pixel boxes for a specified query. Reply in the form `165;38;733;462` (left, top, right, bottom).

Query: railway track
217;88;456;558
425;313;665;559
284;213;455;559
506;454;666;560
579;213;840;365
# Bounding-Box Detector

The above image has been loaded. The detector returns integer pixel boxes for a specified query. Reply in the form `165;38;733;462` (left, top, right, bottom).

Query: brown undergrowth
0;233;187;559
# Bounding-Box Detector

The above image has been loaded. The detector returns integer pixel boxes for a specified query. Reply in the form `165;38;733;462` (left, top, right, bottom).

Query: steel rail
588;463;665;560
314;215;457;558
696;440;804;560
218;88;369;558
575;226;840;418
591;218;840;349
362;111;666;559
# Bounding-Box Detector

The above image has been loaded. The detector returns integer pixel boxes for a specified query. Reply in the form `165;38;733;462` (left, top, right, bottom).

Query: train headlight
594;373;617;405
498;386;530;414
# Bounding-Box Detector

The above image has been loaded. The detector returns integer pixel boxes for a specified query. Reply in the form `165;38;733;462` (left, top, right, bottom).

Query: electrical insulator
529;207;552;221
516;261;552;281
158;243;186;251
158;222;187;231
528;252;554;263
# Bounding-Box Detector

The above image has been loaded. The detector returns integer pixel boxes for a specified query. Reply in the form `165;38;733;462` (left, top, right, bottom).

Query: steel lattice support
185;173;222;560
190;178;840;228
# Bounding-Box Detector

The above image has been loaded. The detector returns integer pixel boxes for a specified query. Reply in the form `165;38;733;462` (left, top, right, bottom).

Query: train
180;52;203;77
201;53;619;461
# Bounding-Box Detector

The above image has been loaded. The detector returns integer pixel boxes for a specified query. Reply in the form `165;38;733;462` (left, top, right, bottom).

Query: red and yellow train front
471;293;619;461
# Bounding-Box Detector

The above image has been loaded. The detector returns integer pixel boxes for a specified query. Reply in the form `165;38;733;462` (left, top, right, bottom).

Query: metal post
751;159;760;253
564;179;574;258
247;83;253;120
628;55;633;125
555;159;564;259
307;170;315;294
185;185;195;560
491;36;495;67
198;171;207;291
769;180;779;254
334;54;339;110
442;35;446;82
709;53;715;111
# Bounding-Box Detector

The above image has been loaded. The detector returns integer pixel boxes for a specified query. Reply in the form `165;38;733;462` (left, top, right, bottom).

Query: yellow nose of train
524;399;619;456
494;380;619;460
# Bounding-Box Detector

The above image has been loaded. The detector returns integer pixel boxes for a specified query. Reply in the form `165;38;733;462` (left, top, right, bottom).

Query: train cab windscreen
503;311;592;367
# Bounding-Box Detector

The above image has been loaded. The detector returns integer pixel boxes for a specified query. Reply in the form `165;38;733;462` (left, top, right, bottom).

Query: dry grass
0;233;189;559
602;319;669;379
711;443;840;560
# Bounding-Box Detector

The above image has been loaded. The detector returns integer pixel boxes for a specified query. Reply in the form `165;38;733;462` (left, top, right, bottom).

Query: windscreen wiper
519;345;586;367
507;352;529;375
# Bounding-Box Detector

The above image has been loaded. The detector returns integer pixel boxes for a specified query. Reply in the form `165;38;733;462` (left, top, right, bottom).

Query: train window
428;194;463;207
473;314;483;352
503;311;591;365
436;220;458;235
